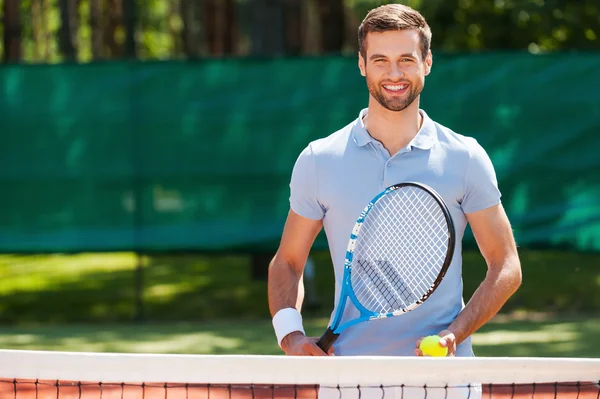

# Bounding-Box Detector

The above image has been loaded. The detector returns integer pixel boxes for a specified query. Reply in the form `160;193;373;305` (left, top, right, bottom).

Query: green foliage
421;0;600;53
138;0;181;60
352;0;600;53
1;0;598;64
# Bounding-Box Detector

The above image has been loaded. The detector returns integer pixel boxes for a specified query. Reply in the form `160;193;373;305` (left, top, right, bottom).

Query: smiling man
268;4;522;358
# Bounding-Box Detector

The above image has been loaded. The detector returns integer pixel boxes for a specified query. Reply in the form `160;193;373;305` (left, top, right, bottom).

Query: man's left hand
414;329;456;357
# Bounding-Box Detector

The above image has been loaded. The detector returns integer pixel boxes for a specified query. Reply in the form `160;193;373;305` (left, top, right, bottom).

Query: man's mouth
383;84;409;93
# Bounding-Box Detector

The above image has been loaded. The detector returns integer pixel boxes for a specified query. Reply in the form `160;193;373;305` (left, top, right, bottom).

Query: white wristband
272;307;305;347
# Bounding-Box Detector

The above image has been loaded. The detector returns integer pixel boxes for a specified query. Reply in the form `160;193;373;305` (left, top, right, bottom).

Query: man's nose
388;64;404;80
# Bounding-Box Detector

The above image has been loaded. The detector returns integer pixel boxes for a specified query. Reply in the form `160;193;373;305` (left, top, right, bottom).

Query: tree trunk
104;0;123;58
59;0;78;61
222;0;237;54
90;0;103;59
123;0;137;58
204;0;238;56
318;0;345;54
283;0;303;56
3;0;22;63
181;0;203;57
250;0;284;56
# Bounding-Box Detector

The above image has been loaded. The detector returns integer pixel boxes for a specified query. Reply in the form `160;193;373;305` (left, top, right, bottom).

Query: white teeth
384;84;407;91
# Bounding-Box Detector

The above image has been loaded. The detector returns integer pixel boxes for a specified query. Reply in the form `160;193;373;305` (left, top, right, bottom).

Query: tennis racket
316;182;455;352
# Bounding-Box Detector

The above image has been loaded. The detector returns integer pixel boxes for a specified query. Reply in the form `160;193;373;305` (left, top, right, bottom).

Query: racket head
345;181;455;318
316;182;455;353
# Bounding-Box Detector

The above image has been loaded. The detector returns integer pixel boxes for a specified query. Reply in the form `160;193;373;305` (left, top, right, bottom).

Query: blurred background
0;0;599;357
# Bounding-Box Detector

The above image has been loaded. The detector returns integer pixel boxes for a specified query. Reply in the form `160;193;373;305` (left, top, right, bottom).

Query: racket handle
316;327;339;353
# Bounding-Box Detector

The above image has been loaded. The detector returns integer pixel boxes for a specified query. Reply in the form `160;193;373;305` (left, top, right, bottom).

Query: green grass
0;253;271;323
0;313;598;357
0;249;599;324
472;312;600;357
0;250;599;358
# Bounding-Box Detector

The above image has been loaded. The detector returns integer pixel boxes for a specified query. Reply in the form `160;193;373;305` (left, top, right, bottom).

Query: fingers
437;330;456;356
415;337;424;356
307;343;328;356
302;339;332;356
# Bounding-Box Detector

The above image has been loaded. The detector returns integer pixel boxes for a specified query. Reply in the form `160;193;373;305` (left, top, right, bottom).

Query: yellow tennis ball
419;335;448;357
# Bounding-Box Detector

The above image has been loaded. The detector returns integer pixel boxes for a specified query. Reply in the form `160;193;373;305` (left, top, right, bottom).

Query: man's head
357;4;433;112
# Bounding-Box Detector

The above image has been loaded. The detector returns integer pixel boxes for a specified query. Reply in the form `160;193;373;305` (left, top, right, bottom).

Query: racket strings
359;259;417;310
350;186;450;314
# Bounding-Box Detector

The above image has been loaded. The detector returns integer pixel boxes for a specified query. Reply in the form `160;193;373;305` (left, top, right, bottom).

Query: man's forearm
449;256;522;345
268;259;305;317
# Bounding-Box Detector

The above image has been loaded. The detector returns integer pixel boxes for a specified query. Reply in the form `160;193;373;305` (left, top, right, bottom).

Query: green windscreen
1;53;599;253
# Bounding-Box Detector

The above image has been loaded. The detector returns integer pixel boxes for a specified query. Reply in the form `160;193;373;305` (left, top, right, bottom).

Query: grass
0;250;599;358
0;249;599;325
0;252;271;323
0;313;598;357
472;312;600;357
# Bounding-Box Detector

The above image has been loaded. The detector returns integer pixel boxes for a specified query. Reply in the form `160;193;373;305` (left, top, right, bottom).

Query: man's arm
450;203;522;350
268;209;331;355
416;203;521;356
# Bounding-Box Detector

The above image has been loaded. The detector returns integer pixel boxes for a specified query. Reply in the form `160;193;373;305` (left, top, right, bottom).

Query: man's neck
363;98;423;156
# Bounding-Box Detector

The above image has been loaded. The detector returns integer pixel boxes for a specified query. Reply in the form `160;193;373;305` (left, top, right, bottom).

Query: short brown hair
358;4;432;60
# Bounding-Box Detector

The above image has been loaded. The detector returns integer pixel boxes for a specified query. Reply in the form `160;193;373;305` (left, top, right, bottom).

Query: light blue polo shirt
289;108;501;356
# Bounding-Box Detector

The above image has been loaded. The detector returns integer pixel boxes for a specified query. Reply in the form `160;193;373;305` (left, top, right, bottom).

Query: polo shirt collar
351;108;437;150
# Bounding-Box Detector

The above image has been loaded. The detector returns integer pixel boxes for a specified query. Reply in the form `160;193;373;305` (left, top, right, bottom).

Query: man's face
359;29;432;112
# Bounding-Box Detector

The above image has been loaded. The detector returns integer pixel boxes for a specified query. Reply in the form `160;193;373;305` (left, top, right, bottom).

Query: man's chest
317;149;464;227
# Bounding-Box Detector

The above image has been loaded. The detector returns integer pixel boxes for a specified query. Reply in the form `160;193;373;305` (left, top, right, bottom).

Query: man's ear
424;50;433;76
358;52;366;77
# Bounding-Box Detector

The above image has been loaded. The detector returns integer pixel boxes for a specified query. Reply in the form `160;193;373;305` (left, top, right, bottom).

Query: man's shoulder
431;118;486;156
303;118;358;157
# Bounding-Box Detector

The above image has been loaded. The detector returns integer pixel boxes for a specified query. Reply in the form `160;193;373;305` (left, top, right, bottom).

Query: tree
123;0;137;58
90;0;103;59
104;0;123;58
283;0;304;56
3;0;22;63
204;0;237;56
58;0;78;61
181;0;202;58
318;0;345;54
248;0;282;56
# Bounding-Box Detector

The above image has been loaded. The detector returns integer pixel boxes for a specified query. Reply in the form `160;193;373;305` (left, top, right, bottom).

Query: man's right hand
281;331;335;356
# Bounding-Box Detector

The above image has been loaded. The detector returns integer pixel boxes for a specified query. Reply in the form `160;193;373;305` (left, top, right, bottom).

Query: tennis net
1;349;599;399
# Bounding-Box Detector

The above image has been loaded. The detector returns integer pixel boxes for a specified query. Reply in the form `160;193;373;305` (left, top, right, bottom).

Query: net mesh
2;350;599;399
4;380;600;399
351;186;450;314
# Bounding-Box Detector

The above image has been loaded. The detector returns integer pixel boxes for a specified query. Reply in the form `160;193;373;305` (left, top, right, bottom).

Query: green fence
1;53;600;253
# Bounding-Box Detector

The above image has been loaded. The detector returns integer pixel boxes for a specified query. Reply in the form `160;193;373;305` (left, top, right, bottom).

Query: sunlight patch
473;329;577;345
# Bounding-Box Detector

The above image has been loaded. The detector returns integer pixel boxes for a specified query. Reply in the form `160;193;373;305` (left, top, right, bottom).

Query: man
268;3;522;357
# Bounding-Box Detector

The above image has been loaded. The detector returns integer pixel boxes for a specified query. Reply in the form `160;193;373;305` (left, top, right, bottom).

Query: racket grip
316;327;339;353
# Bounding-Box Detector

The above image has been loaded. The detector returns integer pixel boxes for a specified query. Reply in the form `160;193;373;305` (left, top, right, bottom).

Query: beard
366;75;423;112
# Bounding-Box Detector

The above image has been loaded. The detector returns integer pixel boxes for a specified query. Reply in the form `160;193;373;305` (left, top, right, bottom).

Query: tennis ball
419;335;448;357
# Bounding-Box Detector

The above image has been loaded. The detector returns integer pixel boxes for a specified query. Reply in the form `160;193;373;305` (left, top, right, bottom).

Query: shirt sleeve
289;143;326;220
461;138;502;214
